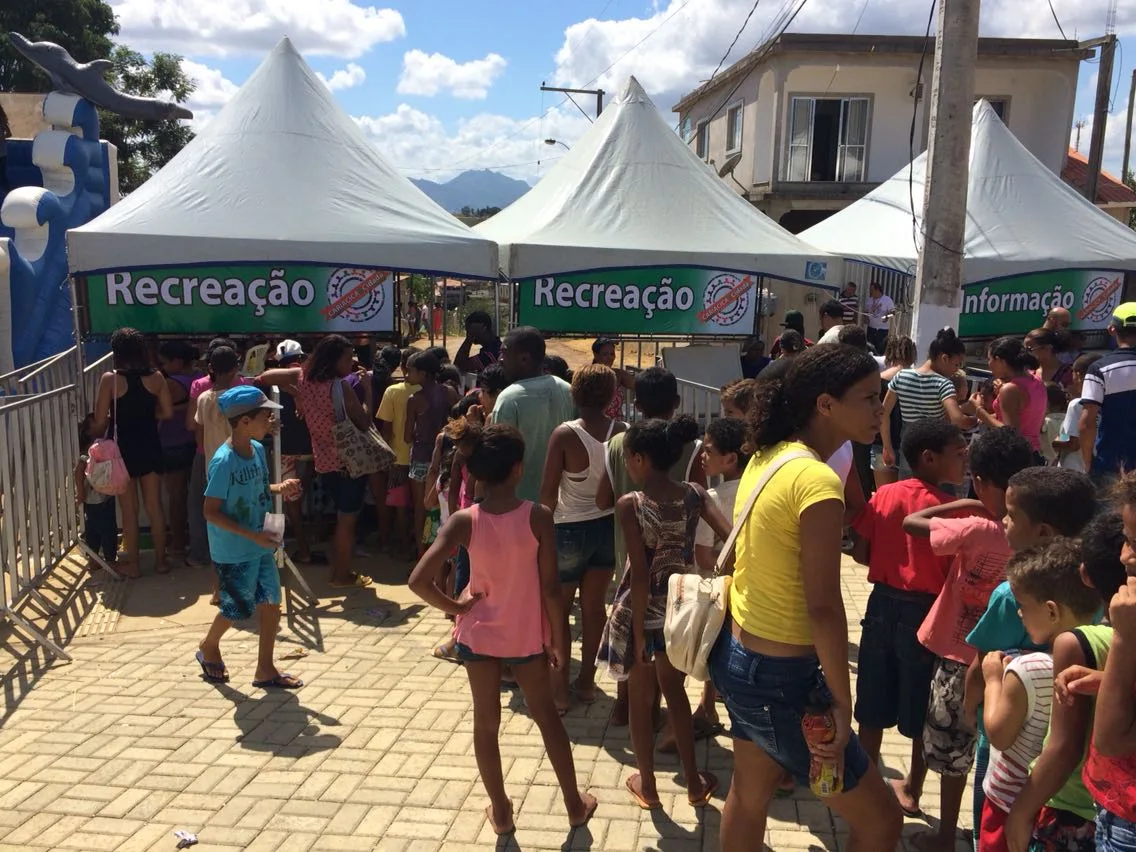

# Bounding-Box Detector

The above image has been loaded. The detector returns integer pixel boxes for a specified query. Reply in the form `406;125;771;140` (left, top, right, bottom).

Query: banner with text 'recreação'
515;265;829;335
83;265;396;334
959;270;1128;337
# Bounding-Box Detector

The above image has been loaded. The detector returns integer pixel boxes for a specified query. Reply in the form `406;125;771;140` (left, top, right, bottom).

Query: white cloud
109;0;405;58
1070;102;1131;178
179;59;239;127
397;50;507;99
354;103;591;182
318;63;367;91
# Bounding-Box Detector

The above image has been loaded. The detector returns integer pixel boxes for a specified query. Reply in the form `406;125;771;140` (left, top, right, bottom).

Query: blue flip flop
195;650;229;683
251;673;304;689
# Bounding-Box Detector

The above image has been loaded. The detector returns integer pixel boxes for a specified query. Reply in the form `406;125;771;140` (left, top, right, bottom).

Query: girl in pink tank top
976;337;1049;454
409;423;598;837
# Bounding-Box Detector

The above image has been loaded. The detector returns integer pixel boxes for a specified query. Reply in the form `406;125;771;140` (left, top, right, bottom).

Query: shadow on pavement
205;678;344;754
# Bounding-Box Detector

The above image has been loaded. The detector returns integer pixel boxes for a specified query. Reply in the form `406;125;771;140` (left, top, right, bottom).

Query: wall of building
679;51;1081;190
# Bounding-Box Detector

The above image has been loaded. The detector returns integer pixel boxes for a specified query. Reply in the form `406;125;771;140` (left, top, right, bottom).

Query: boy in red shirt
851;418;968;781
901;426;1035;851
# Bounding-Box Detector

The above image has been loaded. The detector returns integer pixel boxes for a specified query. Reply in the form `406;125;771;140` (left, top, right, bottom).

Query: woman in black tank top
90;328;173;576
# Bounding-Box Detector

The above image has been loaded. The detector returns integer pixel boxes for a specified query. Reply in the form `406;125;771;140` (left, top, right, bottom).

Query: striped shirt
839;296;858;325
888;368;957;424
1081;347;1136;477
983;652;1053;813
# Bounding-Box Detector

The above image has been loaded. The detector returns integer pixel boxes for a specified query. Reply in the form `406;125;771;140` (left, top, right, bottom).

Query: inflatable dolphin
9;33;193;123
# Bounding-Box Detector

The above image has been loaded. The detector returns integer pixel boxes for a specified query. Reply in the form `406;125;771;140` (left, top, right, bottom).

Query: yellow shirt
376;382;420;466
731;441;844;646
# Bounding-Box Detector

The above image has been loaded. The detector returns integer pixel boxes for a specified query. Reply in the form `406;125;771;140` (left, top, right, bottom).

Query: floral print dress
596;483;703;681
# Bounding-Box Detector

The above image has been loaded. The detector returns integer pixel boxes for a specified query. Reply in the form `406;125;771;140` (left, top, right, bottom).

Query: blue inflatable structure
0;92;114;371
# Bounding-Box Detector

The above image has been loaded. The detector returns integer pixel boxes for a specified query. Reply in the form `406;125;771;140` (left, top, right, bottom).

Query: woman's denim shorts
709;621;871;790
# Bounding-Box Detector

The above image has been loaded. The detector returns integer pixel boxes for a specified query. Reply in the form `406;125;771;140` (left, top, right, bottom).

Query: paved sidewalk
0;554;973;851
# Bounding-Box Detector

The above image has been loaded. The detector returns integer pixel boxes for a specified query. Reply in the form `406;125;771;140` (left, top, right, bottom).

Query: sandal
688;771;719;807
251;673;304;689
195;650;229;683
432;642;461;663
329;574;372;589
484;803;515;836
625;774;662;810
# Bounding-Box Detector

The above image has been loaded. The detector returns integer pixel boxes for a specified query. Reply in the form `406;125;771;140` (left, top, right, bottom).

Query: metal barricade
676;377;721;430
81;351;113;416
0;382;86;660
0;346;84;398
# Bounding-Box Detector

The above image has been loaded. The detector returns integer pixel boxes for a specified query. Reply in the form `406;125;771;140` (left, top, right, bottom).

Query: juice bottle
801;693;842;798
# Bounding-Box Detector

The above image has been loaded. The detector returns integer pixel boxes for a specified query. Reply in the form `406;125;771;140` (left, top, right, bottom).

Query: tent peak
616;76;652;106
272;37;298;56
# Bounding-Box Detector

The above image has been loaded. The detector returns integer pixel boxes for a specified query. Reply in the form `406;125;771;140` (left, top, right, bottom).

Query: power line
909;0;936;259
579;0;695;88
1045;0;1063;40
707;0;763;85
697;0;811;129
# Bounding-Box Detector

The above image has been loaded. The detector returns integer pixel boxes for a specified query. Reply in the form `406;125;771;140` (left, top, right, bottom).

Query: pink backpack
86;437;129;496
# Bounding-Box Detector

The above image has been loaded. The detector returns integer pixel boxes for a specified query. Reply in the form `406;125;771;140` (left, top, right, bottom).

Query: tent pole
69;274;87;413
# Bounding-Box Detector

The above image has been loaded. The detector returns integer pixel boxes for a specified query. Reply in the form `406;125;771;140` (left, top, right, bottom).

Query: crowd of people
74;298;1136;850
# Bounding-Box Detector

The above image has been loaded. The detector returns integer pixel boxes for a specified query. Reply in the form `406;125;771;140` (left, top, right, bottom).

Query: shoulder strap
713;450;815;576
331;378;346;422
604;418;616;441
684;439;703;482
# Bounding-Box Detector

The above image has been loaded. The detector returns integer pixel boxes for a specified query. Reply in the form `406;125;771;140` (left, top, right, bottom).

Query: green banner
84;265;396;334
517;266;807;335
959;270;1127;337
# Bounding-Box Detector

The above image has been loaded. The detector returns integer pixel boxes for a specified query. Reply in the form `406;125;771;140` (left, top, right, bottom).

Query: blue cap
217;386;282;418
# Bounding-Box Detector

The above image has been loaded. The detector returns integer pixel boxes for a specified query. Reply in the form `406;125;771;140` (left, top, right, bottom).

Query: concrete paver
0;554;973;850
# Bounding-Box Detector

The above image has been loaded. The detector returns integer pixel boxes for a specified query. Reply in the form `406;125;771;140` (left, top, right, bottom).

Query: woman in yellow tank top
708;343;904;852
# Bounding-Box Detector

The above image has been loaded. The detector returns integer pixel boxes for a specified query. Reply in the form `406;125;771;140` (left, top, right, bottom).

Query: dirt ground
417;335;668;372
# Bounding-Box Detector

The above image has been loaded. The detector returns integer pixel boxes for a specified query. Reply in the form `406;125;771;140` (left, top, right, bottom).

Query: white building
673;33;1093;232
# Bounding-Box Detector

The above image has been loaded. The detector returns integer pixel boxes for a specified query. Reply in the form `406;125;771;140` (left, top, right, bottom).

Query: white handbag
664;450;813;681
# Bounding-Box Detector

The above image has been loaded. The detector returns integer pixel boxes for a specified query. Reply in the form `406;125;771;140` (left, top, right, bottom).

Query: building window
696;120;709;160
680;116;693;143
786;96;870;182
726;102;743;154
977;97;1009;122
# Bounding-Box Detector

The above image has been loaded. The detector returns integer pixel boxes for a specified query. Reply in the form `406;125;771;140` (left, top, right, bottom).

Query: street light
544;138;570;151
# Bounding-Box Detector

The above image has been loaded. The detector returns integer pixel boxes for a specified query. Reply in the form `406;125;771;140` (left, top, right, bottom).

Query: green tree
0;0;118;92
1;1;195;193
99;46;195;193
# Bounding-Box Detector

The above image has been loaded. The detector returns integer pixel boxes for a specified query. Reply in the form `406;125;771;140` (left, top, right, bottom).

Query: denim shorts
1097;808;1136;852
854;584;937;739
556;516;615;583
408;460;431;482
709;623;871;791
214;552;281;621
322;470;367;514
453;643;544;666
870;443;895;472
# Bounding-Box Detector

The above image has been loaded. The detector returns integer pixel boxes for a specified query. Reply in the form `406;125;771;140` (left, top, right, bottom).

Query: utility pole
908;0;980;346
540;84;605;119
1123;69;1135;180
1084;34;1117;203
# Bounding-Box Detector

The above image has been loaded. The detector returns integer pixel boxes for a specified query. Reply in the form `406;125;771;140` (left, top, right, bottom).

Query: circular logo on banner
702;272;750;328
1080;275;1123;326
326;268;387;324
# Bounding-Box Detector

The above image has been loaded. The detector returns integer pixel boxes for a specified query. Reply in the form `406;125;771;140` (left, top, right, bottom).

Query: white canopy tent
68;38;498;279
800;100;1136;284
475;77;837;287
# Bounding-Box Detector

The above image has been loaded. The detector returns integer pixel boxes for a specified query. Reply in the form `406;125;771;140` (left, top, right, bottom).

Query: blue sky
106;0;1134;183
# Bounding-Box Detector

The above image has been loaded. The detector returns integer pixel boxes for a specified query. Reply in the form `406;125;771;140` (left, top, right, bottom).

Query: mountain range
410;169;531;214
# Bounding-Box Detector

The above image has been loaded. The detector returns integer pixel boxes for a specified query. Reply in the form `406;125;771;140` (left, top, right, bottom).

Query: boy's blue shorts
214;553;281;621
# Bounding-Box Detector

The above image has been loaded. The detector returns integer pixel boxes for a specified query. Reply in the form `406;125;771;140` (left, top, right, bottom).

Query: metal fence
0;382;86;660
0;346;83;398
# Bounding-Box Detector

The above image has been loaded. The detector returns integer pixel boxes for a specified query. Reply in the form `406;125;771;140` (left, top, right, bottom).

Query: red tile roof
1062;149;1136;205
